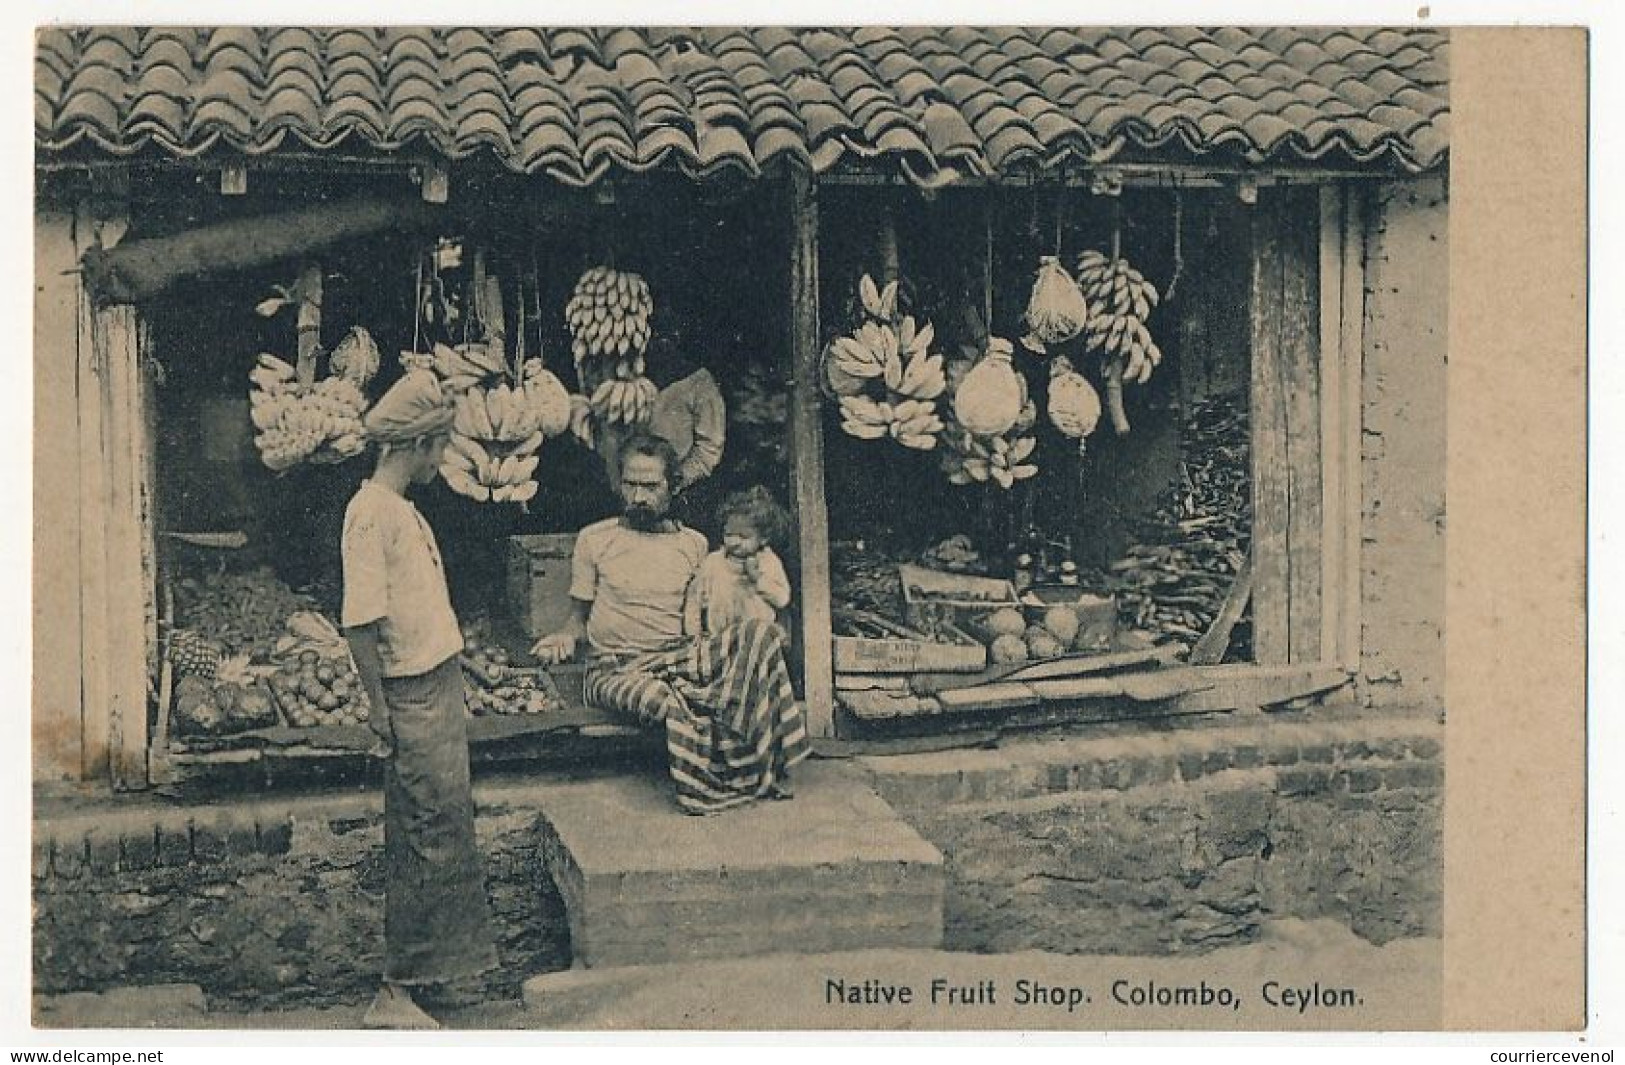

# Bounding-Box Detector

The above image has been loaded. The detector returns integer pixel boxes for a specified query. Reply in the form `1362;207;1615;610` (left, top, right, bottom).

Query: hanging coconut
951;337;1024;438
1047;355;1102;440
1020;256;1090;353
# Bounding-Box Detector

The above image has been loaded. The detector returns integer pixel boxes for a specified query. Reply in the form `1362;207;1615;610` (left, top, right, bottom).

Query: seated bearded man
531;433;809;813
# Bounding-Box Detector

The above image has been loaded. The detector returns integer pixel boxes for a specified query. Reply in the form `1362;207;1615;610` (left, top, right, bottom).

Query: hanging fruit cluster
1046;355;1103;444
435;342;572;505
566;266;660;429
940;338;1041;489
248;326;378;472
1019;256;1092;353
826;274;947;450
1076;249;1162;434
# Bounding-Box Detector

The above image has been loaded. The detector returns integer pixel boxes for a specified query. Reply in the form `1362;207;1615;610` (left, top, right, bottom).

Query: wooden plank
1248;195;1291;664
786;168;835;738
1339;190;1367;672
1189;558;1255;666
79;196;451;304
74;204;111;781
1318;187;1345;665
1282;187;1324;663
910;644;1181;695
1250;187;1324;664
935;681;1041;713
833;674;914;693
832;637;985;675
33;210;85;781
1161;665;1350;714
99;302;155;790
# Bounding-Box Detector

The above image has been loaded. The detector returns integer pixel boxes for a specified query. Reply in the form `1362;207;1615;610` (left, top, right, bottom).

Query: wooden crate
506;533;578;638
833;636;986;675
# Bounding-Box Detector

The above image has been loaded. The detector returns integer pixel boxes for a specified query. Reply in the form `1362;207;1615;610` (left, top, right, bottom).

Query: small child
685;486;793;638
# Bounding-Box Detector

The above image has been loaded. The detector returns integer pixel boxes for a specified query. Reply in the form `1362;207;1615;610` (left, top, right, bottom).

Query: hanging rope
1165;190;1186;302
530;245;543;369
1053;189;1064;258
411;248;423;355
1111;197;1123;262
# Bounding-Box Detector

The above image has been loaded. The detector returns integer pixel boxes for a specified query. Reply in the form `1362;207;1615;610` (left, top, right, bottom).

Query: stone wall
32;787;573;1008
36;711;1440;1001
1359;176;1448;709
862;709;1441;956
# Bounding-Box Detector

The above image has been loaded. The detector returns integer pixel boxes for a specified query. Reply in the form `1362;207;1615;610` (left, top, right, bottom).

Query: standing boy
343;370;497;1029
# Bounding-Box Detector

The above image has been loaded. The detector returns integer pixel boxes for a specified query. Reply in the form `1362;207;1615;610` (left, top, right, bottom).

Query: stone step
534;760;944;969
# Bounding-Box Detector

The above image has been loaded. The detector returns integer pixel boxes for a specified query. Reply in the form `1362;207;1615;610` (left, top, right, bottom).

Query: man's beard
623;504;667;531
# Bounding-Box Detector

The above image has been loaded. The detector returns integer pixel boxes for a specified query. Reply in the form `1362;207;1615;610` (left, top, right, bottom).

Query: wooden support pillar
75;202;158;788
1317;186;1366;672
34;209;85;782
74;206;111;781
786;168;835;738
1248;186;1323;665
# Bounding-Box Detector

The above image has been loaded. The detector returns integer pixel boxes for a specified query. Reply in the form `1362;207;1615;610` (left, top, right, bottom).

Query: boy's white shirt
341;480;463;678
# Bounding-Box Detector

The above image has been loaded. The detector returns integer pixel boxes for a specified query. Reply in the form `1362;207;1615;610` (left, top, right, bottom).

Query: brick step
533;761;944;969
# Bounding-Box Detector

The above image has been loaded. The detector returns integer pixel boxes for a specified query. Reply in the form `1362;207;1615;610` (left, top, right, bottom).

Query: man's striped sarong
582;618;811;814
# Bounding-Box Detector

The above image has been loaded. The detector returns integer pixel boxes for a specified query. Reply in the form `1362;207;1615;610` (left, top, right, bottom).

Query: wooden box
506;533;578;638
832;636;987;675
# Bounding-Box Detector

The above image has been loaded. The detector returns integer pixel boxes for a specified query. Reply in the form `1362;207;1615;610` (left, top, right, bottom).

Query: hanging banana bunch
248;337;374;473
823;273;948;450
440;429;541;504
430;262;568;505
565;265;658;430
937;349;1040;490
940;426;1039;489
1076;249;1162;434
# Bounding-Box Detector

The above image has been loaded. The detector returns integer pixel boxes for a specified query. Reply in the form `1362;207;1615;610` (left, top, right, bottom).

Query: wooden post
786;167;835;738
34;209;85;782
74;205;112;781
1248;186;1323;666
1337;190;1366;672
74;200;160;789
295;263;323;385
877;196;900;290
102;308;158;789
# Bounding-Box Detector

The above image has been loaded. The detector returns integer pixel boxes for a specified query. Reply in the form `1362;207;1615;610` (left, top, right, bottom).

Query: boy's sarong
583;618;811;814
380;656;499;985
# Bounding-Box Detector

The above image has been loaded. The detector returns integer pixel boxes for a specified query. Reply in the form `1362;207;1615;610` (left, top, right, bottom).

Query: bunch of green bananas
1076;250;1162;385
590;375;660;427
441;433;541;504
249;354;367;471
825;274;948;451
566;266;653;362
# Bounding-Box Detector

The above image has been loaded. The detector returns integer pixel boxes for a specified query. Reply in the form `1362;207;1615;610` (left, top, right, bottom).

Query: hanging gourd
1020;256;1091;353
951;336;1024;437
1047;355;1102;443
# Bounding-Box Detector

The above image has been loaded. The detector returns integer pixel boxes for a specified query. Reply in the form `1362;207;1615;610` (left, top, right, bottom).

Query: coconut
991;634;1029;665
1026;630;1064;660
1043;605;1082;645
985;607;1027;638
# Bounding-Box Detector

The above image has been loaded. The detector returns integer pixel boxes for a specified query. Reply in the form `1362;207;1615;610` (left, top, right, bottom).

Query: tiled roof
35;27;1449;184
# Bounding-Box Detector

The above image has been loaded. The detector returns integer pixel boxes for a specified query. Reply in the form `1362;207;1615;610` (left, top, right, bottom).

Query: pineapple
169;630;223;681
